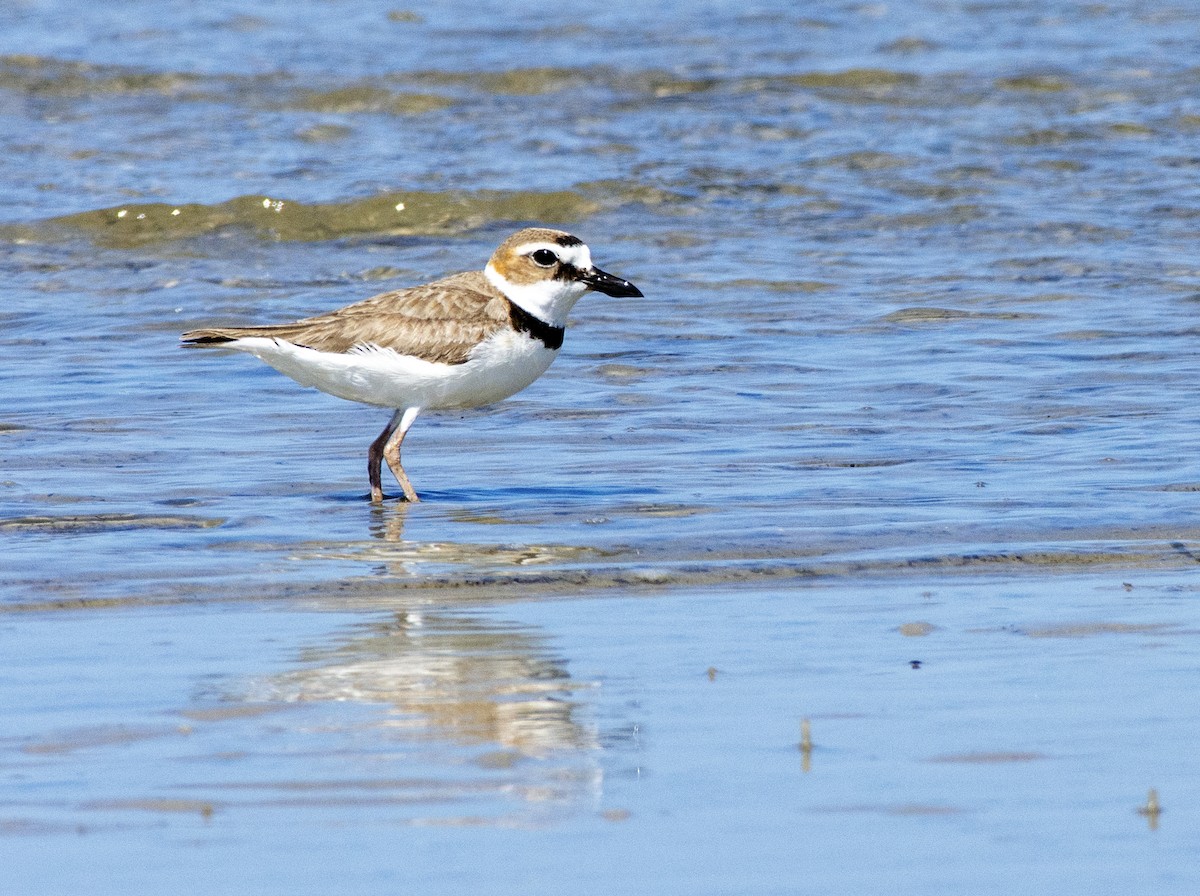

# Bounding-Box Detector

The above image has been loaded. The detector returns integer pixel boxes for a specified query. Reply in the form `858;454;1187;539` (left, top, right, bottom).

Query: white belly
229;329;559;410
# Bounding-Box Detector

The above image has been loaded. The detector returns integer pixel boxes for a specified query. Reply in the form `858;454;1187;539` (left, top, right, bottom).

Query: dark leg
368;409;404;503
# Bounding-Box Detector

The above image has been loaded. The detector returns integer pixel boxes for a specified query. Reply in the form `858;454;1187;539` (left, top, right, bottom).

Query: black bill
579;266;643;298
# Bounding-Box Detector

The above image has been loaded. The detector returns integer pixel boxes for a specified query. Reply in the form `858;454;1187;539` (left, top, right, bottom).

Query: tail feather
181;328;237;345
181;326;285;346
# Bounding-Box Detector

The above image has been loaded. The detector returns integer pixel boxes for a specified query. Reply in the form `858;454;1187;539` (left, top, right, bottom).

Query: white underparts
226;329;559;410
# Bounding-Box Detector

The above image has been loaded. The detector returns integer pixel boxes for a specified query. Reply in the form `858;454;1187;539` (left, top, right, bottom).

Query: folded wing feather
181;272;511;366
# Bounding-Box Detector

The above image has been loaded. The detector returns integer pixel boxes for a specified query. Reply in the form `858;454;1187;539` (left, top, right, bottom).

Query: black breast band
508;300;564;350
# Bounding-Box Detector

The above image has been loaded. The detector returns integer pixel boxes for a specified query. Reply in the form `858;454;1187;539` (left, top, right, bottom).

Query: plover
181;227;642;502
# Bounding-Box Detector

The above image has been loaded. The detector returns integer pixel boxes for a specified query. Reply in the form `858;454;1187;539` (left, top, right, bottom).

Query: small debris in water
798;719;813;772
1138;788;1161;830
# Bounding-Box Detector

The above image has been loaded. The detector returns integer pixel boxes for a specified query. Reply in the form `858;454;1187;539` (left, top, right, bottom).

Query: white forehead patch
515;241;593;270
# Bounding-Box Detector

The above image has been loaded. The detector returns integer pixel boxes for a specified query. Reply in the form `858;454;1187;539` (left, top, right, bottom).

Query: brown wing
181;271;511;365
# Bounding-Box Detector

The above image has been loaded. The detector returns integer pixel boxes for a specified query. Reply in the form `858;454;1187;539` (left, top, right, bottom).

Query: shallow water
2;1;1200;892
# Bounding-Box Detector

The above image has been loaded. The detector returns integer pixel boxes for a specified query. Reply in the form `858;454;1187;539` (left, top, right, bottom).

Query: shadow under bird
181;227;643;502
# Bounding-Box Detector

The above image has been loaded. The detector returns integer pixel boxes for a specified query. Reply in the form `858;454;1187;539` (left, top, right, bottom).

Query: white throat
485;264;589;327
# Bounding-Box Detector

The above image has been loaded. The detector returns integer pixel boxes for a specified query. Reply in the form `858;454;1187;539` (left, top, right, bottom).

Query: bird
181;227;643;503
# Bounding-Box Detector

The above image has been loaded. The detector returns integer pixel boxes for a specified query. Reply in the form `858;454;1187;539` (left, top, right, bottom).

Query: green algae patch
997;74;1072;92
291;86;453;115
786;69;919;89
41;189;602;247
0;53;205;97
414;66;595;95
881;307;1035;324
0;513;224;534
1007;128;1092;146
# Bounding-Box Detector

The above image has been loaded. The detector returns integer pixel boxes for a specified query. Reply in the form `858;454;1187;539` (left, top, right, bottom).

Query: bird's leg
382;406;422;503
368;409;405;503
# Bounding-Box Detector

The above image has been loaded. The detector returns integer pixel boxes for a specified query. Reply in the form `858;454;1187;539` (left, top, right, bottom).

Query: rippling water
3;1;1199;893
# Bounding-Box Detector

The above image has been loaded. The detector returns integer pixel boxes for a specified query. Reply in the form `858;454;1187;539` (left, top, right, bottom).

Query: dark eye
530;249;558;267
